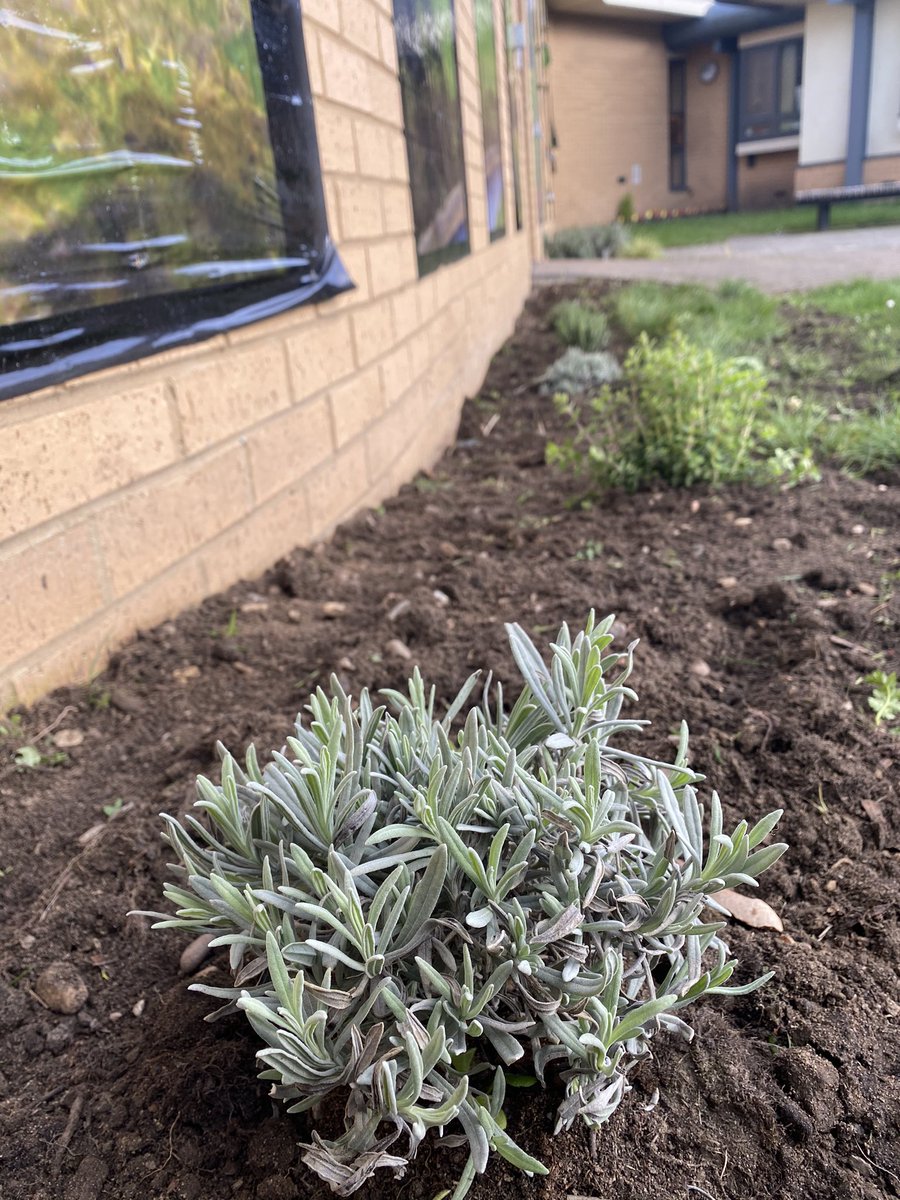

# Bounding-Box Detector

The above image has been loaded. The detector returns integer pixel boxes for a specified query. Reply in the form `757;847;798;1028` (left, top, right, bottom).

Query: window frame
0;0;348;404
738;36;803;144
668;58;687;193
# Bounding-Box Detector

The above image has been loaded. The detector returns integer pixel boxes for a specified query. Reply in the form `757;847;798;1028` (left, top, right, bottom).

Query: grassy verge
638;199;900;248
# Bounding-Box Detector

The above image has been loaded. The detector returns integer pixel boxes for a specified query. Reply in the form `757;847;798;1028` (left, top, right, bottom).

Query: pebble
110;686;143;715
34;962;89;1014
179;932;216;976
772;537;792;552
53;728;85;748
240;600;269;614
733;516;753;527
321;601;348;618
718;576;738;589
851;524;866;535
690;659;711;678
385;638;413;661
387;598;411;622
45;1020;74;1055
286;608;302;623
825;879;837;892
132;998;146;1018
172;665;201;684
856;582;877;596
337;656;355;672
432;589;451;607
18;934;35;951
439;540;461;558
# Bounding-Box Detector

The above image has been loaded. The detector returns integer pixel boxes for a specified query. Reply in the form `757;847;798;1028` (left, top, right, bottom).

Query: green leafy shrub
539;346;622;394
549;332;770;490
619;234;662;260
143;616;785;1197
615;193;635;224
551;300;610;351
545;223;630;260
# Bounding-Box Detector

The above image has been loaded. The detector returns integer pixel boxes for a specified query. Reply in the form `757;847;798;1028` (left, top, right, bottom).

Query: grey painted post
845;0;875;187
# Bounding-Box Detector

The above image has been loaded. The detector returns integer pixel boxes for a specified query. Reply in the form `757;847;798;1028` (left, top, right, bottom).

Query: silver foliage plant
144;614;786;1198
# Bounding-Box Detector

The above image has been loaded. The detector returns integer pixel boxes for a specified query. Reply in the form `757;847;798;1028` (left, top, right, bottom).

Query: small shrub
539;346;622;394
619;235;662;260
551;300;610;351
545;223;631;260
615;193;635;224
549;332;770;490
143;616;784;1197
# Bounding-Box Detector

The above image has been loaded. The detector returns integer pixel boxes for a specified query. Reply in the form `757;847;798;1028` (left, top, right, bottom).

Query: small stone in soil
45;1020;74;1055
172;665;201;684
433;589;451;606
718;576;738;589
321;600;348;618
734;516;753;527
286;608;302;623
132;998;146;1018
385;638;413;660
772;538;792;552
690;659;711;678
240;600;269;614
34;962;89;1014
856;581;877;596
53;728;85;748
179;933;216;975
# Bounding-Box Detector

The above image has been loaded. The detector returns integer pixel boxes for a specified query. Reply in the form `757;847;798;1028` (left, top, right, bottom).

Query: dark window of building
739;37;803;142
394;0;470;276
475;0;506;241
0;0;349;403
668;59;687;192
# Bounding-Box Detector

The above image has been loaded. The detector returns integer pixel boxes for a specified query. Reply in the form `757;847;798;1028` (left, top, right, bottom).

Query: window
0;0;347;402
475;0;506;241
504;2;524;231
395;0;469;276
668;59;687;192
739;37;802;142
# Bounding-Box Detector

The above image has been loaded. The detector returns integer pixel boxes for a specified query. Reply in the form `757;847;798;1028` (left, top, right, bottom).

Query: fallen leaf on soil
714;888;784;932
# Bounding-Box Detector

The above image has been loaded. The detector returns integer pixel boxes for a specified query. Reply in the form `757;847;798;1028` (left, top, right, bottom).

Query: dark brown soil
1;285;898;1200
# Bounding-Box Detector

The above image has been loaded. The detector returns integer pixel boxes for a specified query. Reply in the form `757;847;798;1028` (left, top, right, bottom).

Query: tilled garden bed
1;286;898;1200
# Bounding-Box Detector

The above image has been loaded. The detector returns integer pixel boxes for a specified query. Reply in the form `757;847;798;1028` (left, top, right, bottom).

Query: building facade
0;0;554;708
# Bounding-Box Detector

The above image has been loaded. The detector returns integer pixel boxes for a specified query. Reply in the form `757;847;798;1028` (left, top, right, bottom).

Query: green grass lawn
640;199;900;248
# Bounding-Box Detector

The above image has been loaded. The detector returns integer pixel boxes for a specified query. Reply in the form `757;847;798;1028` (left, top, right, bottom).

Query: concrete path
534;224;900;293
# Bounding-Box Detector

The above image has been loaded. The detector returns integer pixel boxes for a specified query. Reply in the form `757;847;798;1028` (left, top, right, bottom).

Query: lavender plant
143;615;785;1197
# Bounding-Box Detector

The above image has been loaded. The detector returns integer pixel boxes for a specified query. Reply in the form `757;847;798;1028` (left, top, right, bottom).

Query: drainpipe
720;37;740;211
845;0;874;186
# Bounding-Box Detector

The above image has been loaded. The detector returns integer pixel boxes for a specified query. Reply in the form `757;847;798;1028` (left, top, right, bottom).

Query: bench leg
817;202;830;232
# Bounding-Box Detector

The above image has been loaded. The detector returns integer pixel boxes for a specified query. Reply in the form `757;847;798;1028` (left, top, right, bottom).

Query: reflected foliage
394;0;469;275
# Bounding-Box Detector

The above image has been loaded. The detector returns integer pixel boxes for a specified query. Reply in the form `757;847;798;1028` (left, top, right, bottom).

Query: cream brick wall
0;0;538;708
547;15;730;226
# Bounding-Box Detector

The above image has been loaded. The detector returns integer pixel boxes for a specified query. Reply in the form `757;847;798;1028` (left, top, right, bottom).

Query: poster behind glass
474;0;505;240
0;0;348;400
395;0;469;275
504;0;523;230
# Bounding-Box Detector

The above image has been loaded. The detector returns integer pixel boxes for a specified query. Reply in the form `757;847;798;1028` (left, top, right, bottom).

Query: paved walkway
534;224;900;293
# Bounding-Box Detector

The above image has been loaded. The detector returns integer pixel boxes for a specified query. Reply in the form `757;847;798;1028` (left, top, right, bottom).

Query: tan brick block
199;482;311;596
247;397;334;504
382;182;413;235
329;364;383;446
319;33;372;110
367;236;417;295
388;128;409;183
377;11;398;73
353;117;396;182
314;102;358;175
325;243;372;310
285;313;355;399
391;286;419;340
306;437;370;532
174;341;292;456
303;0;341;32
324;178;343;241
0;521;107;668
379;343;412;404
335;177;385;240
305;26;324;97
351;299;395;366
340;0;380;58
407;326;432;380
367;61;403;128
97;445;252;598
0;381;178;542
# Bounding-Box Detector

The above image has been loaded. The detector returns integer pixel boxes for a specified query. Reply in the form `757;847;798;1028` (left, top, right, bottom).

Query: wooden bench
796;180;900;231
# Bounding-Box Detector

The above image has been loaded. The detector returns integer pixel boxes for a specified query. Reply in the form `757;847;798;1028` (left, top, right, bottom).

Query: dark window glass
394;0;470;276
475;0;506;240
0;0;349;402
739;37;803;142
504;2;523;231
668;59;686;192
